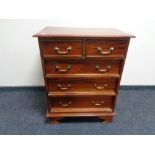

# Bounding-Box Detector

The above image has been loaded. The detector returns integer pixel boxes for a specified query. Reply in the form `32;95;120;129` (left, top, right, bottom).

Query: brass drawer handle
57;84;71;90
94;83;108;90
54;46;72;55
97;47;114;55
55;65;71;73
92;101;104;106
59;101;72;107
96;65;111;73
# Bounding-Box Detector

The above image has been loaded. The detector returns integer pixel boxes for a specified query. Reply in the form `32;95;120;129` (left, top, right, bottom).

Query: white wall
0;19;155;86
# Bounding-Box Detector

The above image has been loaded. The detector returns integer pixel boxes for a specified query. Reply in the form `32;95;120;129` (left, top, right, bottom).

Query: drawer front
48;78;118;92
49;96;114;113
86;40;128;57
45;60;122;75
40;40;83;57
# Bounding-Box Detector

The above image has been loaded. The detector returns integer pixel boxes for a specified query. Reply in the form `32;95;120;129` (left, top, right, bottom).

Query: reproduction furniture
33;27;134;124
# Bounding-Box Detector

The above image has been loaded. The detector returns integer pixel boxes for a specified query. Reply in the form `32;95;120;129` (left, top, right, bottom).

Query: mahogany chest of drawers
33;27;134;124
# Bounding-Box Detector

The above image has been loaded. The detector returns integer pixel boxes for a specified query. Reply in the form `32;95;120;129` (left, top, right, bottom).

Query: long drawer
45;60;122;75
48;78;118;92
49;96;114;113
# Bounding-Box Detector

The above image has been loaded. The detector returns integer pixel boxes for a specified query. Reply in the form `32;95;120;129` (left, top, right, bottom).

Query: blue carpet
0;87;155;135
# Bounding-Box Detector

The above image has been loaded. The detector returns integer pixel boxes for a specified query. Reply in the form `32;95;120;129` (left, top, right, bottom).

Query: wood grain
86;39;128;58
48;78;118;92
40;39;83;58
48;90;116;97
49;96;114;113
33;27;135;38
44;59;122;75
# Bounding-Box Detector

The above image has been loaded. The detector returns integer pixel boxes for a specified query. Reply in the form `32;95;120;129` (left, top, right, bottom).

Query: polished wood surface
48;78;118;92
49;96;114;113
34;27;134;124
46;74;120;79
40;39;83;57
48;90;116;97
45;60;122;75
86;40;128;58
33;27;135;38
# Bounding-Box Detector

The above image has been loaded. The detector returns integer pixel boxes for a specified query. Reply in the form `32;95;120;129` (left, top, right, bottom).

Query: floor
0;87;155;135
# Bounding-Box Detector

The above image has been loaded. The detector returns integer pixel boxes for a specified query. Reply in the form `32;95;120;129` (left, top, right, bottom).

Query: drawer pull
57;84;71;90
54;46;72;55
55;65;71;73
92;101;104;106
59;101;72;107
96;65;111;73
94;83;108;90
97;47;114;55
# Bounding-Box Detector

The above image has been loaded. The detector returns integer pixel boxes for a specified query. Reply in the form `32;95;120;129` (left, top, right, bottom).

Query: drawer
48;78;118;92
45;60;122;75
86;40;128;58
40;40;83;57
49;96;114;113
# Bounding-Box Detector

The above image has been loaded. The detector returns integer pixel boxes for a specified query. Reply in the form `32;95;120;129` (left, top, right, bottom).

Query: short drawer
48;78;118;92
45;60;122;75
86;40;128;58
39;40;83;57
49;96;114;113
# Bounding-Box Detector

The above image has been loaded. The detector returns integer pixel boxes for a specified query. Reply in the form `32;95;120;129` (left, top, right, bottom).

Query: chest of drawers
33;27;134;124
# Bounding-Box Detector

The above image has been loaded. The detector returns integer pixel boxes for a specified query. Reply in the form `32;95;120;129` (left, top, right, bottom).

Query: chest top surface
33;27;135;38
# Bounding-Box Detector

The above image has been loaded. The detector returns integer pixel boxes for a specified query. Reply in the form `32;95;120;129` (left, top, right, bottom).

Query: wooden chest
33;27;134;124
